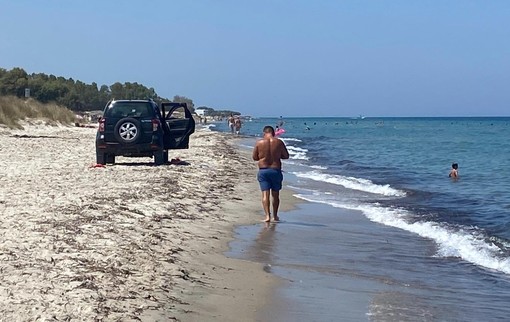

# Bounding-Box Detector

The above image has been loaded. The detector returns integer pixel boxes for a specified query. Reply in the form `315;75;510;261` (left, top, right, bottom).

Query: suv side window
166;106;187;120
105;102;152;118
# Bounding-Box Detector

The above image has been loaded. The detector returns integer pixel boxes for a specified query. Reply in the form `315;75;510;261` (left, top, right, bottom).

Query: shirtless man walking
252;126;290;222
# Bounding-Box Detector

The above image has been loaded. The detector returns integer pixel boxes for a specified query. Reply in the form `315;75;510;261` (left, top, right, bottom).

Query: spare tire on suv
113;117;142;144
95;99;195;165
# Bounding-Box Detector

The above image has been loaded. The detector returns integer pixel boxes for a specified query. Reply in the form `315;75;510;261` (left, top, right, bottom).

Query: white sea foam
293;170;406;197
287;145;309;160
281;137;302;143
290;153;309;161
199;124;216;131
354;204;510;275
287;146;308;153
310;165;328;170
294;194;510;275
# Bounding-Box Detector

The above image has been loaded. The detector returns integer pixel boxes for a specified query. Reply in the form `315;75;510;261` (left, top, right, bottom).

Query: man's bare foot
263;217;271;222
273;216;280;222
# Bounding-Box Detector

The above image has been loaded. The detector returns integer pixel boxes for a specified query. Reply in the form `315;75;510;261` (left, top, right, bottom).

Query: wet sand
0;122;284;321
228;202;379;321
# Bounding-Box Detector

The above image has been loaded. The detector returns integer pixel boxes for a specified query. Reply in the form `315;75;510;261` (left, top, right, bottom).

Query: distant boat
351;114;366;120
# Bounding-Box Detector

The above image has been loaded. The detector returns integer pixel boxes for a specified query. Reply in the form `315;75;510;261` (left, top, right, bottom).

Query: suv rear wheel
96;152;115;165
114;118;142;144
97;152;107;165
106;154;115;164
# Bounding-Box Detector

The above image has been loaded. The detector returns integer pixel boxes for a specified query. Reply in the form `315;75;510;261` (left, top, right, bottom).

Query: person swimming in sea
449;163;459;178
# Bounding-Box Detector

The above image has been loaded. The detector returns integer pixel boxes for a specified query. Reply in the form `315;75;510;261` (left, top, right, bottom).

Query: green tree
0;66;215;114
0;67;28;97
109;82;124;99
38;81;68;103
99;84;110;107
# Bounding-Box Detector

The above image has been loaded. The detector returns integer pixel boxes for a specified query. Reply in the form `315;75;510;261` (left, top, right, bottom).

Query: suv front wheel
114;118;142;144
154;149;166;165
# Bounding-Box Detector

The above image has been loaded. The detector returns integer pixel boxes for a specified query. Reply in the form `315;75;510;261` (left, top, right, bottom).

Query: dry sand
0;122;282;321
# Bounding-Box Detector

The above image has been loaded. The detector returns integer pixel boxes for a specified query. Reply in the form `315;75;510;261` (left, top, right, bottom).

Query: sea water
213;117;510;321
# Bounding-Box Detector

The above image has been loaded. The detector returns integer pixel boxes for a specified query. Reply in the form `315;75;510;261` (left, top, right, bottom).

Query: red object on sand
90;163;106;168
170;158;181;165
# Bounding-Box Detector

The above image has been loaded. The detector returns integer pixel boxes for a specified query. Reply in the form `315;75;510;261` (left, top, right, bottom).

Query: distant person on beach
252;126;290;222
449;163;459;178
228;114;235;133
234;117;242;135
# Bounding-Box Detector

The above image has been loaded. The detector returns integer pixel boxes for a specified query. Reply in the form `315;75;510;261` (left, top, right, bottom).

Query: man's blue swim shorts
257;168;283;191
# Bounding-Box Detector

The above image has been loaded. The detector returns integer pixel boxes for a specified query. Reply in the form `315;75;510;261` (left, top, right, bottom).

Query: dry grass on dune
0;95;76;128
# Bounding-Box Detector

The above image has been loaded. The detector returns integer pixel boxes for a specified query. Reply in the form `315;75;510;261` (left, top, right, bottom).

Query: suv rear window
105;102;153;118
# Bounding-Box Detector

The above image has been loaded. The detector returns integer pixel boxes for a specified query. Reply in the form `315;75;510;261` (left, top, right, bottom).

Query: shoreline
0;123;300;321
171;133;302;321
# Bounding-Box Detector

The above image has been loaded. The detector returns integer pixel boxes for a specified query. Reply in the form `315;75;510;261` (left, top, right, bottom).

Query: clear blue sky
1;0;509;117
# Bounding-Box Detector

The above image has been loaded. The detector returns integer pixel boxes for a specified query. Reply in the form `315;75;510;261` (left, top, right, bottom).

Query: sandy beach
0;122;283;321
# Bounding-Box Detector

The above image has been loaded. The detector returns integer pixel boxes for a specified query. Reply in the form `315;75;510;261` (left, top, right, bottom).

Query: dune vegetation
0;95;76;129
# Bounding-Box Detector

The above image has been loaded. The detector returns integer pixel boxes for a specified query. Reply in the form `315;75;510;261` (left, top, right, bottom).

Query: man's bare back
252;136;289;169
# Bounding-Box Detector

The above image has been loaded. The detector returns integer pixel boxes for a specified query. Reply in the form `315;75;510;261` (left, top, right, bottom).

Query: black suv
95;99;195;165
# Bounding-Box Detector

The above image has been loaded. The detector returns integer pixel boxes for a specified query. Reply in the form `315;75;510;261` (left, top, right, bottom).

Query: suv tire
97;152;107;165
114;118;142;144
106;154;115;164
154;149;165;165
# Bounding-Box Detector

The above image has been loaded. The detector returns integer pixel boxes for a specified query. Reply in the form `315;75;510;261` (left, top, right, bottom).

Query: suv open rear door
161;102;196;149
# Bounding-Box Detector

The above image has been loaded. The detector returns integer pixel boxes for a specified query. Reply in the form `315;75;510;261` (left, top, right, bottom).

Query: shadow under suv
95;99;195;165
